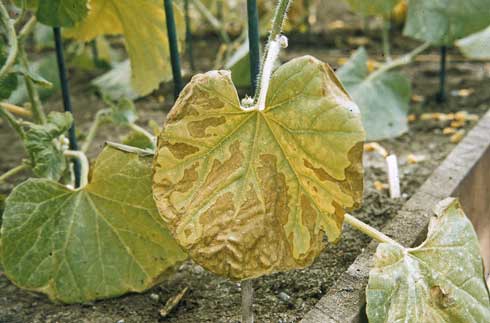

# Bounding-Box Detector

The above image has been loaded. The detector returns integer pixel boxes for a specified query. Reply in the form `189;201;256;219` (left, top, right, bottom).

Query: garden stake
241;280;254;323
382;19;391;61
437;46;447;103
164;0;184;99
184;0;196;72
53;27;81;188
247;0;261;93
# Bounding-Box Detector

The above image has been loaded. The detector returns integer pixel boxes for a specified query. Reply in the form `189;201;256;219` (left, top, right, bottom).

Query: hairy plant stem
253;0;292;106
0;1;18;80
368;41;431;81
382;19;391;62
18;46;47;124
0;106;25;140
241;280;254;323
14;0;27;26
63;150;89;188
344;213;403;247
18;16;37;42
0;163;29;183
191;0;231;44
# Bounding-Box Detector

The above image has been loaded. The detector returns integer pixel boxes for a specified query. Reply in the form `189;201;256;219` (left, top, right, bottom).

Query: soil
2;3;490;323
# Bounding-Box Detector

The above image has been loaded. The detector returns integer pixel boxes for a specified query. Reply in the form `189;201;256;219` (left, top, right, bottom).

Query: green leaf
9;54;60;105
0;46;18;100
344;0;399;18
106;98;137;126
66;0;185;95
13;65;53;89
122;131;155;150
23;112;73;181
404;0;490;45
367;198;490;323
456;25;490;60
15;0;89;27
0;146;187;303
224;40;252;88
337;47;411;141
91;60;139;101
153;56;365;280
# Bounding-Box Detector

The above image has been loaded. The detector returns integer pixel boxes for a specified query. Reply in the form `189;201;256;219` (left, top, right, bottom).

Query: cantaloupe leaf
153;56;365;280
456;25;490;60
367;198;490;323
337;47;411;141
0;146;187;303
14;0;89;27
65;0;184;96
344;0;399;18
404;0;490;45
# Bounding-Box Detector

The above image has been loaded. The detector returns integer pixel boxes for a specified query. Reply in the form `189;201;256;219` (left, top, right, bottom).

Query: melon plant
151;0;490;321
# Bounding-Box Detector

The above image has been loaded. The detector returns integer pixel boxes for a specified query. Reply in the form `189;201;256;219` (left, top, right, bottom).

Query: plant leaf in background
404;0;490;45
122;131;155;150
344;0;399;18
153;56;365;281
91;60;139;101
0;44;18;100
224;40;252;88
367;198;490;323
456;25;490;60
0;146;187;303
337;47;411;141
23;112;73;181
9;54;60;105
106;98;138;126
65;0;185;96
14;0;89;27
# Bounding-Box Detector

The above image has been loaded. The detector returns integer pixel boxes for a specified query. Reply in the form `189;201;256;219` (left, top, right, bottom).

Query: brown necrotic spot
188;117;226;138
304;159;336;182
160;140;200;159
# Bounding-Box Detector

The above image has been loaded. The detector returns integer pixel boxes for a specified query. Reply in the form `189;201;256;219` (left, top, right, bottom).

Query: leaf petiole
63;150;89;188
344;213;403;247
0;1;18;80
0;163;29;183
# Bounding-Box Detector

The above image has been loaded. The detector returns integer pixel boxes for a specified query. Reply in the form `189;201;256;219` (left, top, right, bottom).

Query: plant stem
253;0;292;106
184;0;196;72
344;213;403;247
368;41;431;80
54;27;82;188
437;46;447;103
0;163;29;183
164;0;184;99
0;102;32;118
18;46;47;124
18;16;37;42
241;280;254;323
191;0;231;44
381;19;391;62
63;150;89;188
247;0;261;94
0;1;18;80
0;104;25;140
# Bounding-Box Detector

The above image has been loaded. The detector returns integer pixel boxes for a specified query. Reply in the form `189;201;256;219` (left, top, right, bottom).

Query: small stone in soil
150;293;160;301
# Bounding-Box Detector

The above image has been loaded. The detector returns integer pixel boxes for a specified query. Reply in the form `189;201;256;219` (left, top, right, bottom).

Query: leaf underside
337;47;411;141
367;198;490;323
65;0;184;96
153;56;365;280
456;26;490;60
404;0;490;45
1;147;187;303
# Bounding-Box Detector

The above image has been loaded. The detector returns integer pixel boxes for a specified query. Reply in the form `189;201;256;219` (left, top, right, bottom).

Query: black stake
437;46;447;103
184;0;196;72
53;27;81;188
90;39;99;67
247;0;260;94
164;0;184;99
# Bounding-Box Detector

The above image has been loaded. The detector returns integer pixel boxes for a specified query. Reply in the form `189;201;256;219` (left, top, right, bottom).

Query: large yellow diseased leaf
65;0;184;95
153;56;365;280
